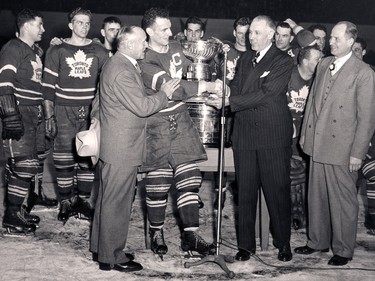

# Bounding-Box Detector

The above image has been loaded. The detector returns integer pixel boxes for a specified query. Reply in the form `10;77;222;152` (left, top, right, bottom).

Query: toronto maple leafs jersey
42;41;108;106
0;38;43;105
286;66;313;156
140;40;199;114
215;42;244;83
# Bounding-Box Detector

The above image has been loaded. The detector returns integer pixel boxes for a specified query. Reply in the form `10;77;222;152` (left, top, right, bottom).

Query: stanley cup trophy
181;39;221;81
181;39;222;147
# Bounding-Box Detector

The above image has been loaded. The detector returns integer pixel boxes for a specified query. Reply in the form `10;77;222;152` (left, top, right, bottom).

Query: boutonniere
260;71;270;78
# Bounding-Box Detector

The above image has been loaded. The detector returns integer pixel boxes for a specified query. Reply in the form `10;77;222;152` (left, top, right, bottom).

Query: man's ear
100;29;105;38
233;30;236;38
184;29;187;37
290;35;295;43
68;22;73;31
146;27;153;37
268;30;275;40
200;31;204;39
362;49;367;57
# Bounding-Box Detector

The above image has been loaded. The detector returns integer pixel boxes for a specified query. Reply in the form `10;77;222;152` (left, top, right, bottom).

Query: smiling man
296;21;375;266
0;9;47;234
220;15;294;262
140;7;223;259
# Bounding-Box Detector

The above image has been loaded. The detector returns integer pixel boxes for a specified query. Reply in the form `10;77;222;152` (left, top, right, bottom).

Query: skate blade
183;250;204;260
3;227;35;237
31;205;59;212
74;213;91;221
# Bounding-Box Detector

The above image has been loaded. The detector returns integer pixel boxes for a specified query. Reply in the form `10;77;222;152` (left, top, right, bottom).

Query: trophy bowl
181;39;221;63
181;39;221;81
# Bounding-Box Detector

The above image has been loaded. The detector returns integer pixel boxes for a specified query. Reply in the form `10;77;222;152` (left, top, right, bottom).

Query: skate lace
193;232;210;249
18;209;34;226
153;230;165;244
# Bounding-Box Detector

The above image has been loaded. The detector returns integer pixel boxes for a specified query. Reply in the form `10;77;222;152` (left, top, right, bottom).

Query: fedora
75;117;100;165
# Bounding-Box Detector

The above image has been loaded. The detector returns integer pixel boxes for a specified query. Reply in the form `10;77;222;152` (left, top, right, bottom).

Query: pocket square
260;71;270;78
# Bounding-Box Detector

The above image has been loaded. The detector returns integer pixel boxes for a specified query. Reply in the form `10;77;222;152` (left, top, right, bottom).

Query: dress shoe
328;255;351;266
99;260;143;272
294;245;329;255
278;244;292;262
235;249;253;261
92;252;134;262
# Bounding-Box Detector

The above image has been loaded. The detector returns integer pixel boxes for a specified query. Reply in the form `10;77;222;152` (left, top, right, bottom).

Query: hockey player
140;7;224;259
42;7;108;222
0;9;46;234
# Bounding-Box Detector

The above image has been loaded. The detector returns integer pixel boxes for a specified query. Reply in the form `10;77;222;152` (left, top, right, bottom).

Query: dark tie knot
252;52;260;66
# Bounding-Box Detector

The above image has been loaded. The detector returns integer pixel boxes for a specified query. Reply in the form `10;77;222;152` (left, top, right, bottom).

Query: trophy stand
184;49;235;279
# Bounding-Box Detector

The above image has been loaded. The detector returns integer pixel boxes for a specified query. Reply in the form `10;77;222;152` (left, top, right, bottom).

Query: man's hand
2;113;24;140
205;94;229;110
50;37;63;46
45;115;58;139
160;78;181;99
349;156;362;172
299;135;305;149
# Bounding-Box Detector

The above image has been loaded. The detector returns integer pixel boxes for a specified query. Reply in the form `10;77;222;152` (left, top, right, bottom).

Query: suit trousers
90;160;137;263
307;160;358;258
233;147;291;252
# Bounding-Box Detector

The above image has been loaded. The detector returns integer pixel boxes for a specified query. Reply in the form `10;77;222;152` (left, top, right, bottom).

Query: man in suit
295;21;375;266
211;15;294;262
89;26;180;272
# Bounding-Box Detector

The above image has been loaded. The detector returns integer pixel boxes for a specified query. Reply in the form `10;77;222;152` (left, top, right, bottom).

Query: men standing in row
0;9;46;234
42;7;108;222
296;21;375;266
212;15;294;262
90;26;180;273
140;7;222;259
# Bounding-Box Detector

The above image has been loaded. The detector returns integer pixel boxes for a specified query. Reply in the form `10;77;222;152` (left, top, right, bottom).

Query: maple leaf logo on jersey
287;85;310;113
66;50;93;79
226;58;238;81
169;59;183;78
30;55;43;83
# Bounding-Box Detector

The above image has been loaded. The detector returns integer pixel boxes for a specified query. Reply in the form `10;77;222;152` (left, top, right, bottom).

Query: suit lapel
320;55;357;111
116;52;144;89
314;57;335;114
241;45;276;94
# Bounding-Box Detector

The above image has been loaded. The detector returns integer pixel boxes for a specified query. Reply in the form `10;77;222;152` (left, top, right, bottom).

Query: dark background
2;0;375;25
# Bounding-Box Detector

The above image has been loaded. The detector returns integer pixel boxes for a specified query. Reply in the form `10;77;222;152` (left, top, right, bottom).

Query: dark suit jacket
301;54;375;165
99;52;168;165
229;44;294;150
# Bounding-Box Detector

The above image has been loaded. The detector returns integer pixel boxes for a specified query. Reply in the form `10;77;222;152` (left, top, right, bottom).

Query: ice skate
181;231;215;258
150;228;168;260
2;208;36;236
71;195;94;220
21;206;40;226
57;199;77;223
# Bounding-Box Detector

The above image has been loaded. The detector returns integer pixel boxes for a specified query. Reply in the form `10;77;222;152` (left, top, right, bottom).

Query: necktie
135;62;141;73
252;52;260;67
329;60;337;76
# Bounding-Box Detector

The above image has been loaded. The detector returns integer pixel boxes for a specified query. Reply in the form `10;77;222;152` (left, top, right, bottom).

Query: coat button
333;120;336;123
309;125;311;128
255;122;259;126
332;135;336;138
